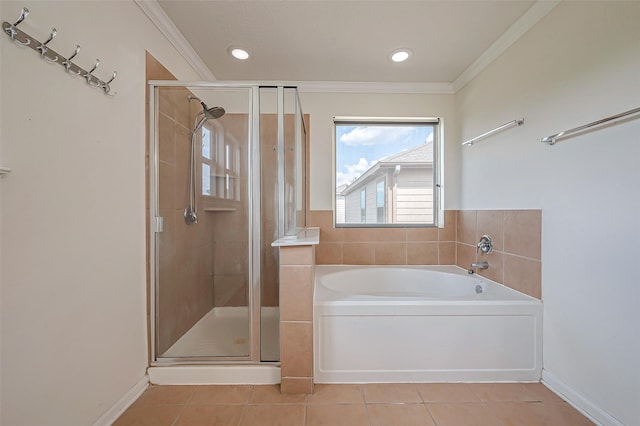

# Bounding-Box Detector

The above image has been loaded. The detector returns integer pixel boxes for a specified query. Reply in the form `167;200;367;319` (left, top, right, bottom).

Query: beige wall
455;2;640;424
0;1;200;424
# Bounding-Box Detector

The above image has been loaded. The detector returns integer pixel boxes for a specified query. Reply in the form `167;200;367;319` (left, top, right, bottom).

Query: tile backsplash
457;209;542;299
307;210;457;266
307;209;542;299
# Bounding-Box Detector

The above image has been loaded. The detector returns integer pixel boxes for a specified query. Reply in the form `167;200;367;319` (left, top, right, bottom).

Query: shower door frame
148;81;263;365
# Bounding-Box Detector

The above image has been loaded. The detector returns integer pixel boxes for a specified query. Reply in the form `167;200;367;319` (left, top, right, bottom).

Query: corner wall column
278;245;316;394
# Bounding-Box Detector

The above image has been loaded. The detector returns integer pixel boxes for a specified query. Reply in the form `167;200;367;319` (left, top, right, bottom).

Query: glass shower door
152;85;253;361
150;83;306;364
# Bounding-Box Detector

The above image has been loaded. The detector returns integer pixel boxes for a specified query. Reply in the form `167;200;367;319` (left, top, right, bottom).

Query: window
334;117;441;227
376;179;385;222
200;123;240;201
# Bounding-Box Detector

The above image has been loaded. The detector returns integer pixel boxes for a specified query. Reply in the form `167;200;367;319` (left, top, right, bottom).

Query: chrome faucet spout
468;261;489;274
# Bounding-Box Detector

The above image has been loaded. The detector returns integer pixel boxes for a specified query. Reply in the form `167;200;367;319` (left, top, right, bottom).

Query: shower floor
161;306;279;360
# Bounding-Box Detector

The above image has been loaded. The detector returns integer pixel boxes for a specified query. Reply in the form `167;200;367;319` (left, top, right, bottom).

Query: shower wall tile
158;113;176;164
157;208;176;262
158;162;176;210
214;274;247;307
214;242;248;275
155;89;217;352
174;125;190;209
226;284;248;307
262;244;280;308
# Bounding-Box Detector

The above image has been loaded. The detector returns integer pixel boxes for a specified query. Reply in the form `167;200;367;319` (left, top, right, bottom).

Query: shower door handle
154;217;164;233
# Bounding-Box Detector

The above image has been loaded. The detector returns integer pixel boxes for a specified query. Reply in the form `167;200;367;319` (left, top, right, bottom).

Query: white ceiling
156;0;537;85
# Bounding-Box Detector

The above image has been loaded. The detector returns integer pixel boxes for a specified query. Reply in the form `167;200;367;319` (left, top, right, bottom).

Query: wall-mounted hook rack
2;6;117;96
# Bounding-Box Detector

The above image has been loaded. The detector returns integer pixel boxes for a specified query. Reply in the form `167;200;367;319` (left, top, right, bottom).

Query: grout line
170;387;198;426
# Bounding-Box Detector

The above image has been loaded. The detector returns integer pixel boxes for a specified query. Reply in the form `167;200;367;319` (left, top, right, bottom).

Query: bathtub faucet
468;261;489;274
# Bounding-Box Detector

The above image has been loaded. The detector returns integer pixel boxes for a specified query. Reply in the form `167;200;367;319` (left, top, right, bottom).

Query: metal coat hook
84;59;102;86
63;45;81;75
13;7;29;26
5;7;30;46
102;71;117;95
37;28;59;62
2;6;117;96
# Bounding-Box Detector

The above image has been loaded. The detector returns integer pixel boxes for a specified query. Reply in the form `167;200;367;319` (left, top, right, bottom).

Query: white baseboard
93;375;149;426
148;365;281;385
541;370;623;426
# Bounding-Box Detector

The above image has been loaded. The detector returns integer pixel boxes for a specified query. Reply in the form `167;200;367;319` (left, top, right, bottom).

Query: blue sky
336;125;433;188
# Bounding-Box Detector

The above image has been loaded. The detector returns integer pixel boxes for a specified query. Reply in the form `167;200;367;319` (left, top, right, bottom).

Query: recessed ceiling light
229;47;250;60
390;49;412;63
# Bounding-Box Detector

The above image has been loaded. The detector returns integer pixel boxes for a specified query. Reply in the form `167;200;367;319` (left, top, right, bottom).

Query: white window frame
333;116;444;228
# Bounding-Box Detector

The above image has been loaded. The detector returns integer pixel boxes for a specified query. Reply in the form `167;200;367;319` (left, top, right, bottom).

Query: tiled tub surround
307;209;542;299
307;210;457;266
456;210;541;299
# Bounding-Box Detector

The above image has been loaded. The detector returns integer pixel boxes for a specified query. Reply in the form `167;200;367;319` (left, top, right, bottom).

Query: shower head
188;95;226;120
203;105;226;120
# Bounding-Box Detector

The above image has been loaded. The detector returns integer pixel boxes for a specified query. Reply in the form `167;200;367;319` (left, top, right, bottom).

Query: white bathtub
314;265;542;383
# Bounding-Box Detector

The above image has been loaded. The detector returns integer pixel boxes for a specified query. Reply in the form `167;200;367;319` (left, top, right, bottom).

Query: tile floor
114;383;594;425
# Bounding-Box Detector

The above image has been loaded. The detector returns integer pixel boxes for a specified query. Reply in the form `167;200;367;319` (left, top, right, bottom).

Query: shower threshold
161;306;279;360
149;306;281;385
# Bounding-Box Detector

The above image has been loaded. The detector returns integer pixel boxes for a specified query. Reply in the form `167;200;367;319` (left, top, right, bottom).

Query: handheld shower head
187;95;226;120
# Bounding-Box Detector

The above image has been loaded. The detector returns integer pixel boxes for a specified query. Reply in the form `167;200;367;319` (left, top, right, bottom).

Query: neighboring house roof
380;141;433;165
341;142;433;196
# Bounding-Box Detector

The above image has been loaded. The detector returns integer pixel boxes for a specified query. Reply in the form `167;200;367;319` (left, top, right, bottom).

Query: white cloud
339;126;415;146
336;157;371;187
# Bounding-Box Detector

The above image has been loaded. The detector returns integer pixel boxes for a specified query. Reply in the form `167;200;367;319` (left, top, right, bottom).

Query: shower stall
148;82;306;365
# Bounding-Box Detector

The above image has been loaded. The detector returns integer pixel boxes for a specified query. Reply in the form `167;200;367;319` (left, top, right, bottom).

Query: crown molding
294;81;454;95
136;0;557;94
452;0;560;92
135;0;216;81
